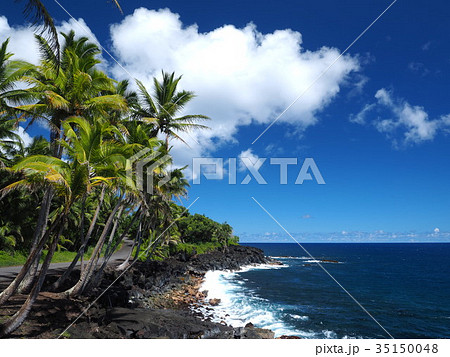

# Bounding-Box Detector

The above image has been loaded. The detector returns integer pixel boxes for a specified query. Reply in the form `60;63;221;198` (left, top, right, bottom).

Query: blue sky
1;0;450;242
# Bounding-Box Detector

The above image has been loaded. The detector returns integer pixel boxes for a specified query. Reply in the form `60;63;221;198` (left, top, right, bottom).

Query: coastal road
0;239;134;285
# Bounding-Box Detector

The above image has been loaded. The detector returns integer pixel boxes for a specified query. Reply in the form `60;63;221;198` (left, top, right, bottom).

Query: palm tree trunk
0;216;63;337
103;205;124;258
0;212;62;306
17;187;54;294
49;187;105;291
66;197;122;297
132;222;143;261
115;208;142;271
88;205;126;289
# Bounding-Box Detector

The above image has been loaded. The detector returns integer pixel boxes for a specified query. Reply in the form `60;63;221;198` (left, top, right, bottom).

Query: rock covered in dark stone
102;307;234;339
188;245;274;273
77;245;282;339
233;325;275;339
99;245;276;303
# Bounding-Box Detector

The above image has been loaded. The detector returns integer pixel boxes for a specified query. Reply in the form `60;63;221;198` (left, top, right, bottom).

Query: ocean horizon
199;242;450;338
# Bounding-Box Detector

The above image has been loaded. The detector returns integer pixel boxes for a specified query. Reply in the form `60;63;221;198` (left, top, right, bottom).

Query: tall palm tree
15;0;123;67
19;32;127;157
133;72;210;148
13;32;127;293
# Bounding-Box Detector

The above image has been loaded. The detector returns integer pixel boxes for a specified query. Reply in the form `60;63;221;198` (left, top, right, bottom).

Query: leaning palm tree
56;116;136;296
0;117;123;335
13;32;127;293
133;72;210;148
0;152;90;337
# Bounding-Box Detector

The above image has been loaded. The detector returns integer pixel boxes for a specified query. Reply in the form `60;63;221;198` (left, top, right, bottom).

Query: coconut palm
15;0;123;67
0;38;35;164
55;116;136;296
133;72;210;148
0;115;127;334
0;153;82;336
18;32;127;156
12;32;127;293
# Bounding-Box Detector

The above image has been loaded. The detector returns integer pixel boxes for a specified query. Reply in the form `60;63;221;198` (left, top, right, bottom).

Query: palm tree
0;115;126;334
56;116;135;296
0;38;34;109
15;0;123;67
12;32;127;293
133;72;210;148
19;32;127;157
0;153;79;334
0;38;34;165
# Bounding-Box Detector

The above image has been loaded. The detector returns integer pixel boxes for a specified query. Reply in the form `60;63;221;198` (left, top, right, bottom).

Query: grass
174;242;222;255
0;251;28;267
0;247;94;267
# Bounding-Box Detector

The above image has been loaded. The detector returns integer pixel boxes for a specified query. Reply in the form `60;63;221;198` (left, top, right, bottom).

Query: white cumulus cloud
2;10;362;174
110;8;360;166
0;16;101;65
0;16;40;64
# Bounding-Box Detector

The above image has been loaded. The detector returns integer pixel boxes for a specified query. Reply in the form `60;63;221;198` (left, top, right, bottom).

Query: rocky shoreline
4;245;287;339
90;245;284;339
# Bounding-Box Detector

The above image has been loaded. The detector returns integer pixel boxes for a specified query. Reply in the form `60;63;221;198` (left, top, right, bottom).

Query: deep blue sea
198;243;450;338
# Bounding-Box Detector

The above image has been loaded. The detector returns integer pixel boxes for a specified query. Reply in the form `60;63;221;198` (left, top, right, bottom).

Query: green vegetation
0;25;239;337
0;251;28;267
0;248;94;267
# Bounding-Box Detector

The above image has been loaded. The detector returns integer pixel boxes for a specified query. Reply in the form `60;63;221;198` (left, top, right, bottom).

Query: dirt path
0;239;134;285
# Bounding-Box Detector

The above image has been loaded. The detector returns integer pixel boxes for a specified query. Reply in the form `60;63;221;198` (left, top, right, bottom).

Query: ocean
198;243;450;338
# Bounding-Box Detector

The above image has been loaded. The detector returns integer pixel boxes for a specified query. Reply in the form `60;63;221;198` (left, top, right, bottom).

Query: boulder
209;298;221;306
277;335;302;339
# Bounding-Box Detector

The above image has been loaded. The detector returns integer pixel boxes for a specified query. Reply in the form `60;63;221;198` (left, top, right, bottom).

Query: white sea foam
323;330;338;338
270;256;310;260
236;263;289;272
194;264;312;338
290;314;309;321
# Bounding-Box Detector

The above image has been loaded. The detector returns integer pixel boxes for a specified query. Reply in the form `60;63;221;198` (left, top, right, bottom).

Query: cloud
0;16;101;65
408;62;430;77
422;41;432;51
351;88;450;146
301;214;313;219
13;126;33;147
0;16;40;64
264;143;284;156
349;103;375;125
2;10;361;174
238;148;260;172
110;8;360;166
